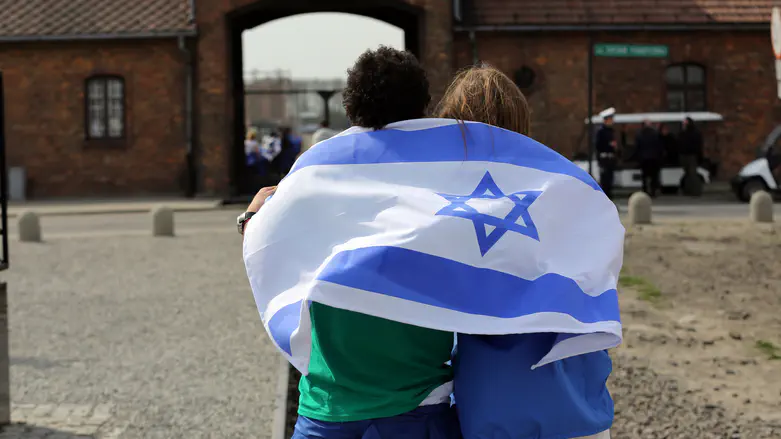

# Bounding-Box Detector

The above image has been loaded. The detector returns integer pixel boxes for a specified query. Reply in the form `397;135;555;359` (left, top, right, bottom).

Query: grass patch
755;340;781;360
619;273;662;303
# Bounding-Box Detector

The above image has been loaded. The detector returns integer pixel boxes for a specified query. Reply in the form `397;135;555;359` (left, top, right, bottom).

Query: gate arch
193;0;451;198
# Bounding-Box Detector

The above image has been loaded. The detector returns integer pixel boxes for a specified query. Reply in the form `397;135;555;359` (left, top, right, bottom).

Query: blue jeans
291;403;461;439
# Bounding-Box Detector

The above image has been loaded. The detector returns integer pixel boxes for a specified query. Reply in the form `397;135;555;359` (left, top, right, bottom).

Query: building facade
0;0;777;198
454;0;781;182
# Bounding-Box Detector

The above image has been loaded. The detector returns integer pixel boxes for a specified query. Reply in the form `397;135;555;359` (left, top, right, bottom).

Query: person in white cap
595;108;618;199
311;120;338;145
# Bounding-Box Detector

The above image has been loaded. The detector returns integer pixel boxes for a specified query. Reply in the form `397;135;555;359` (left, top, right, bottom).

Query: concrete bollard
628;192;652;225
151;206;175;237
749;191;774;223
17;211;41;242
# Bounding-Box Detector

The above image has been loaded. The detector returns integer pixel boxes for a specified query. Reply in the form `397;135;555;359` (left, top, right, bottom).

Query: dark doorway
226;0;422;198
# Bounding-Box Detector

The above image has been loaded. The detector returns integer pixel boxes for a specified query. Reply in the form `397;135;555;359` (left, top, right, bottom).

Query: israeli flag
243;119;624;374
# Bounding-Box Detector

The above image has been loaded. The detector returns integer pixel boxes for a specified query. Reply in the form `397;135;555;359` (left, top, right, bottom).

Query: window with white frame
86;76;125;139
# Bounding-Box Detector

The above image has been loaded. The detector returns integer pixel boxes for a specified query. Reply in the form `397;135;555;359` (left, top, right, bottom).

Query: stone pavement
1;403;121;438
5;230;282;438
7;199;222;218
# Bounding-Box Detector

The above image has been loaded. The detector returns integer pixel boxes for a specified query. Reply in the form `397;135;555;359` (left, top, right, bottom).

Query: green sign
594;43;669;58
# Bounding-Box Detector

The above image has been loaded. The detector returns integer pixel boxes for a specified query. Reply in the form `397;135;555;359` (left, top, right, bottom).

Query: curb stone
7;202;223;218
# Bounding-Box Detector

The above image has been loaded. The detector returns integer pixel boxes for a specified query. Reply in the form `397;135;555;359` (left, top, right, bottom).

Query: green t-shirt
297;303;454;422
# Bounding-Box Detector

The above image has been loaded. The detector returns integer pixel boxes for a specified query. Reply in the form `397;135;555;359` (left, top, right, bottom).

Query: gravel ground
3;231;281;438
610;354;780;438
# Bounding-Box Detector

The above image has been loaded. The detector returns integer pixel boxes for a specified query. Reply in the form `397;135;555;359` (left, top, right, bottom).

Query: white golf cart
573;110;722;194
731;125;781;202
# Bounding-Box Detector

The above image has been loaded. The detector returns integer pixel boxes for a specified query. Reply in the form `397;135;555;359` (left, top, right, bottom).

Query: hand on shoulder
248;186;277;213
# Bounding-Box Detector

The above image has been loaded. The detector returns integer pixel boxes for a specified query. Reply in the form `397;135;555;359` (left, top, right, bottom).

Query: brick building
455;0;781;181
0;0;777;198
244;72;294;128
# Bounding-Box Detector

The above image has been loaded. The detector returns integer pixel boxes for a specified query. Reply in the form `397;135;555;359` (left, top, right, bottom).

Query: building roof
0;0;194;40
470;0;780;27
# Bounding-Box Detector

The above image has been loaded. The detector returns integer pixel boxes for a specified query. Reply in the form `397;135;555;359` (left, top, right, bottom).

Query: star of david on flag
436;171;541;256
244;118;624;378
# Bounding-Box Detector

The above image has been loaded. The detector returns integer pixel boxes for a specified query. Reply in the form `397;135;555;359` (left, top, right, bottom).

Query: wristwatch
237;211;256;235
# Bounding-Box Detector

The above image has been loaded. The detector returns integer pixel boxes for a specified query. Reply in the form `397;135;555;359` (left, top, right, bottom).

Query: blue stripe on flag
290;123;601;190
267;300;301;356
317;246;619;323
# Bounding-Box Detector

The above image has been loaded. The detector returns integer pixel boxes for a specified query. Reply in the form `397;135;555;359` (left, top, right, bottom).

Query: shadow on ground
1;422;92;438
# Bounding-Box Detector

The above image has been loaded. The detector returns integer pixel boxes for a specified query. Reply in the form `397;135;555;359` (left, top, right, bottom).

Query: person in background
259;131;282;163
245;128;260;168
658;123;678;167
311;120;338;145
272;126;301;177
678;117;704;196
634;120;664;198
595;110;618;199
289;131;304;162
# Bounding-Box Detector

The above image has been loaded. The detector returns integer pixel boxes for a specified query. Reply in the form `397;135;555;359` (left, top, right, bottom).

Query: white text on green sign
594;44;669;58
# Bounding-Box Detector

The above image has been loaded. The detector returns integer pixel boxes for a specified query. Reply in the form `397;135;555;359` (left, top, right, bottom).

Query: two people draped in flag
242;47;623;439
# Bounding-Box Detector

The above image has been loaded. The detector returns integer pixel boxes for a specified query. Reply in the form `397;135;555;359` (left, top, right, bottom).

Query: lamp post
587;33;595;178
316;90;337;127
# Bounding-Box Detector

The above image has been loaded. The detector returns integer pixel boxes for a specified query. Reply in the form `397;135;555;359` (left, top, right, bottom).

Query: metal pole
317;91;336;127
179;36;196;198
0;71;8;426
587;33;595;178
0;71;7;269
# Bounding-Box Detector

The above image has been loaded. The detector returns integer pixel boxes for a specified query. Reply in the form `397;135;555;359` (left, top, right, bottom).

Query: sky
242;13;405;80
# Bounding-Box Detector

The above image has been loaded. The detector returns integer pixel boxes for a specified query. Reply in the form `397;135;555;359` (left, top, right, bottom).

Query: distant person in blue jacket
245;128;268;176
272;126;301;177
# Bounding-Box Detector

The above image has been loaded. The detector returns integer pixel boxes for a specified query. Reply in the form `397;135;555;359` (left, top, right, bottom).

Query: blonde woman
436;65;615;439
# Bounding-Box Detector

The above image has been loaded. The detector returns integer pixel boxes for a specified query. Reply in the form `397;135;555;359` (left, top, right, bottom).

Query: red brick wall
0;39;187;198
454;30;781;179
194;0;453;197
453;32;589;158
9;20;775;198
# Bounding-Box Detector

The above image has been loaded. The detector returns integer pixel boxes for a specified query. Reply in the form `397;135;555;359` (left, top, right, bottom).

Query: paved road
3;230;281;438
7;209;245;238
6;200;780;239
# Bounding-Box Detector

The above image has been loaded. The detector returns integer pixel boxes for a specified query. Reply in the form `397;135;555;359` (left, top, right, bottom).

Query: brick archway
193;0;452;198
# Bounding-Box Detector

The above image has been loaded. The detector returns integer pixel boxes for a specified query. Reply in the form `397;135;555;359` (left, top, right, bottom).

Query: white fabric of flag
243;119;624;374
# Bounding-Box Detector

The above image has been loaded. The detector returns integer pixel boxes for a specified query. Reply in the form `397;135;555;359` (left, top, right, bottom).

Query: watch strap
239;211;256;235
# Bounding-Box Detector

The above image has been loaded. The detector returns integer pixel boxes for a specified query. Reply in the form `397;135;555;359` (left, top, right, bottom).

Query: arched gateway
194;0;453;197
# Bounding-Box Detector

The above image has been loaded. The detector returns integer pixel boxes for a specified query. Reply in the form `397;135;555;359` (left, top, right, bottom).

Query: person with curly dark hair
239;47;459;439
342;45;431;129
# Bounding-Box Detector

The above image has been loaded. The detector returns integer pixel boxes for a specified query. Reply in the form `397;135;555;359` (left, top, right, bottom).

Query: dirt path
614;219;781;431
